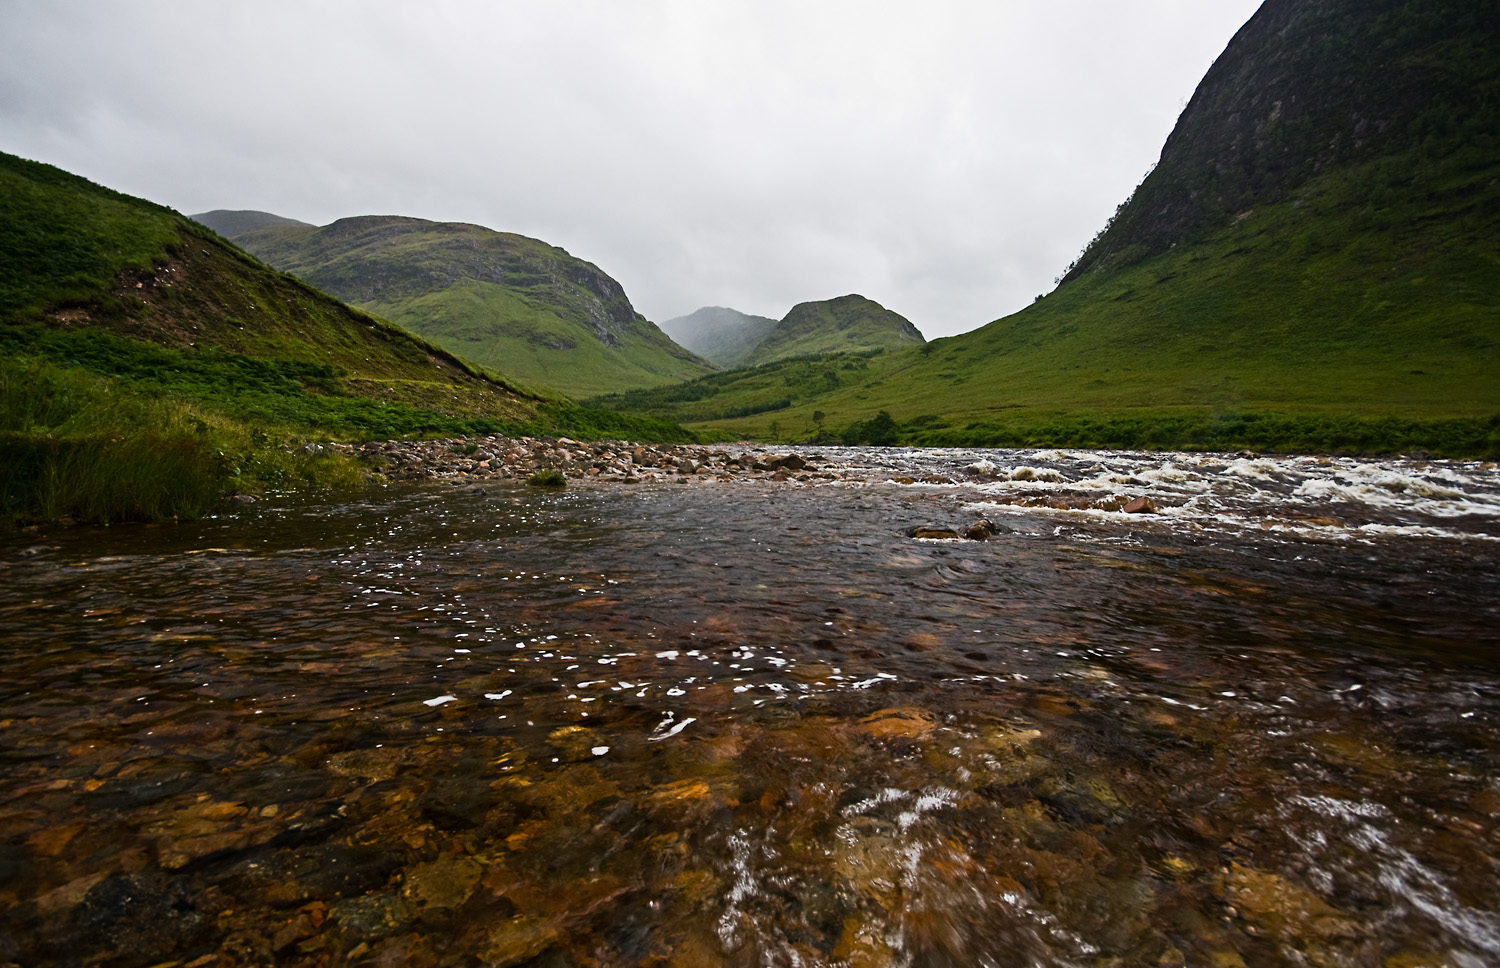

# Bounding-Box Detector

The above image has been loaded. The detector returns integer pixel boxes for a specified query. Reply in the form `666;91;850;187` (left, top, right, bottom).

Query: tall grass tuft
0;357;227;522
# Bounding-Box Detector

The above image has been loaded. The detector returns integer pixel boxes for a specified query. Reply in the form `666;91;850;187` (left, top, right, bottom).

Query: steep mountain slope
748;294;925;365
1065;0;1500;281
204;214;714;398
663;0;1499;454
658;306;777;368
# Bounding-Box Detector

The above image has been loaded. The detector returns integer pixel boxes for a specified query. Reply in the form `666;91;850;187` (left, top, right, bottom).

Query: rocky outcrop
1065;0;1500;279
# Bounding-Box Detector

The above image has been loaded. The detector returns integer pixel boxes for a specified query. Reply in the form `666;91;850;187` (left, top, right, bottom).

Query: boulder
770;454;807;472
964;520;997;540
1122;496;1157;514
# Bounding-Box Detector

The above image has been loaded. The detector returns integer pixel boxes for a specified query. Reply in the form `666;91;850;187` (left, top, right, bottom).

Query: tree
841;410;900;446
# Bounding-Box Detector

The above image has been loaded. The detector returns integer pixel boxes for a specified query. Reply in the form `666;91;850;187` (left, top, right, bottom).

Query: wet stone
401;854;483;918
964;519;998;540
329;888;414;942
480;916;562;967
858;707;940;740
217;843;403;907
547;724;607;763
1220;862;1359;942
62;872;209;966
416;779;499;831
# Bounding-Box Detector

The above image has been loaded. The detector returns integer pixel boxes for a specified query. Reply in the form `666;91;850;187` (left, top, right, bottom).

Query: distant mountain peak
192;209;313;237
751;294;924;365
659;306;778;368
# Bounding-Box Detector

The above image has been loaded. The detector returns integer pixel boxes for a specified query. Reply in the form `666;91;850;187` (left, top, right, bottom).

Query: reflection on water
2;448;1499;967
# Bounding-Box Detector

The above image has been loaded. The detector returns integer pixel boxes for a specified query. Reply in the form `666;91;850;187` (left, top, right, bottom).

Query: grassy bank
0;334;699;525
879;408;1500;457
0;356;366;524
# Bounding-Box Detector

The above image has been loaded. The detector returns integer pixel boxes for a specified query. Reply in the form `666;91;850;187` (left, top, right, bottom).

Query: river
3;447;1498;967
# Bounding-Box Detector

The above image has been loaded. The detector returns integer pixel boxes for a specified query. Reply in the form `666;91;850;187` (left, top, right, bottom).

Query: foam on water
834;447;1500;542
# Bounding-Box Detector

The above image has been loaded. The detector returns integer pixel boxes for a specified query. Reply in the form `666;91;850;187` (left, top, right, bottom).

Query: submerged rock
64;872;209;965
858;707;939;740
481;916;561;967
401;855;483;918
547;725;607;763
328;888;414;942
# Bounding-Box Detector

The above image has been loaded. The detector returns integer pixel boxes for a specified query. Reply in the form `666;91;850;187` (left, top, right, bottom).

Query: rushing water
3;447;1499;967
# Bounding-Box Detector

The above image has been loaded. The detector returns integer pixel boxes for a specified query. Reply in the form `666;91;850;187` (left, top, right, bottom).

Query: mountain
0;152;687;523
615;0;1499;455
658;306;778;368
749;294;925;365
199;213;715;398
1063;0;1500;282
194;209;311;237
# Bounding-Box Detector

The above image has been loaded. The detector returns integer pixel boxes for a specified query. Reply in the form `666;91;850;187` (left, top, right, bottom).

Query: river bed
2;447;1499;967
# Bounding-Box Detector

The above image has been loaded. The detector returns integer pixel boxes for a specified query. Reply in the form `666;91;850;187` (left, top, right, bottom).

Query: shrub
841;410;901;446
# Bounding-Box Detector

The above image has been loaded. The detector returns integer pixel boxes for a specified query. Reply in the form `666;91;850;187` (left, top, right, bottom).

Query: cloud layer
0;0;1261;337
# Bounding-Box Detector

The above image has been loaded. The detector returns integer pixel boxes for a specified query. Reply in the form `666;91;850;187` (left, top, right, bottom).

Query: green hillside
659;306;779;368
602;0;1500;455
748;294;924;365
202;213;715;398
0;153;688;524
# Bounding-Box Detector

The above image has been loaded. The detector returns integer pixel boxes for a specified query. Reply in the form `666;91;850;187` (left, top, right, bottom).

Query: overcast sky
1;0;1261;338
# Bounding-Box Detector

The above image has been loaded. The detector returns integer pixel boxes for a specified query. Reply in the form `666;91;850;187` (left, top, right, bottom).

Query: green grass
527;469;567;487
584;3;1500;458
0;356;365;524
582;348;883;423
902;411;1500;456
747;294;923;365
0;154;183;317
375;279;712;398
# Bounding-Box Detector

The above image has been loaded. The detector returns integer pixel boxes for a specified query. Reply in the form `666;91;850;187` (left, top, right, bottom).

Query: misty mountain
658;306;778;368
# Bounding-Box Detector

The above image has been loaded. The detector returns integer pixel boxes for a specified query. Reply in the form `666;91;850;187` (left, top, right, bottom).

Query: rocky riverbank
340;436;849;486
325;436;1165;517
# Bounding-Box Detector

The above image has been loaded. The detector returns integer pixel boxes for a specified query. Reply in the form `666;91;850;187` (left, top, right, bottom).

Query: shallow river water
3;447;1500;968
